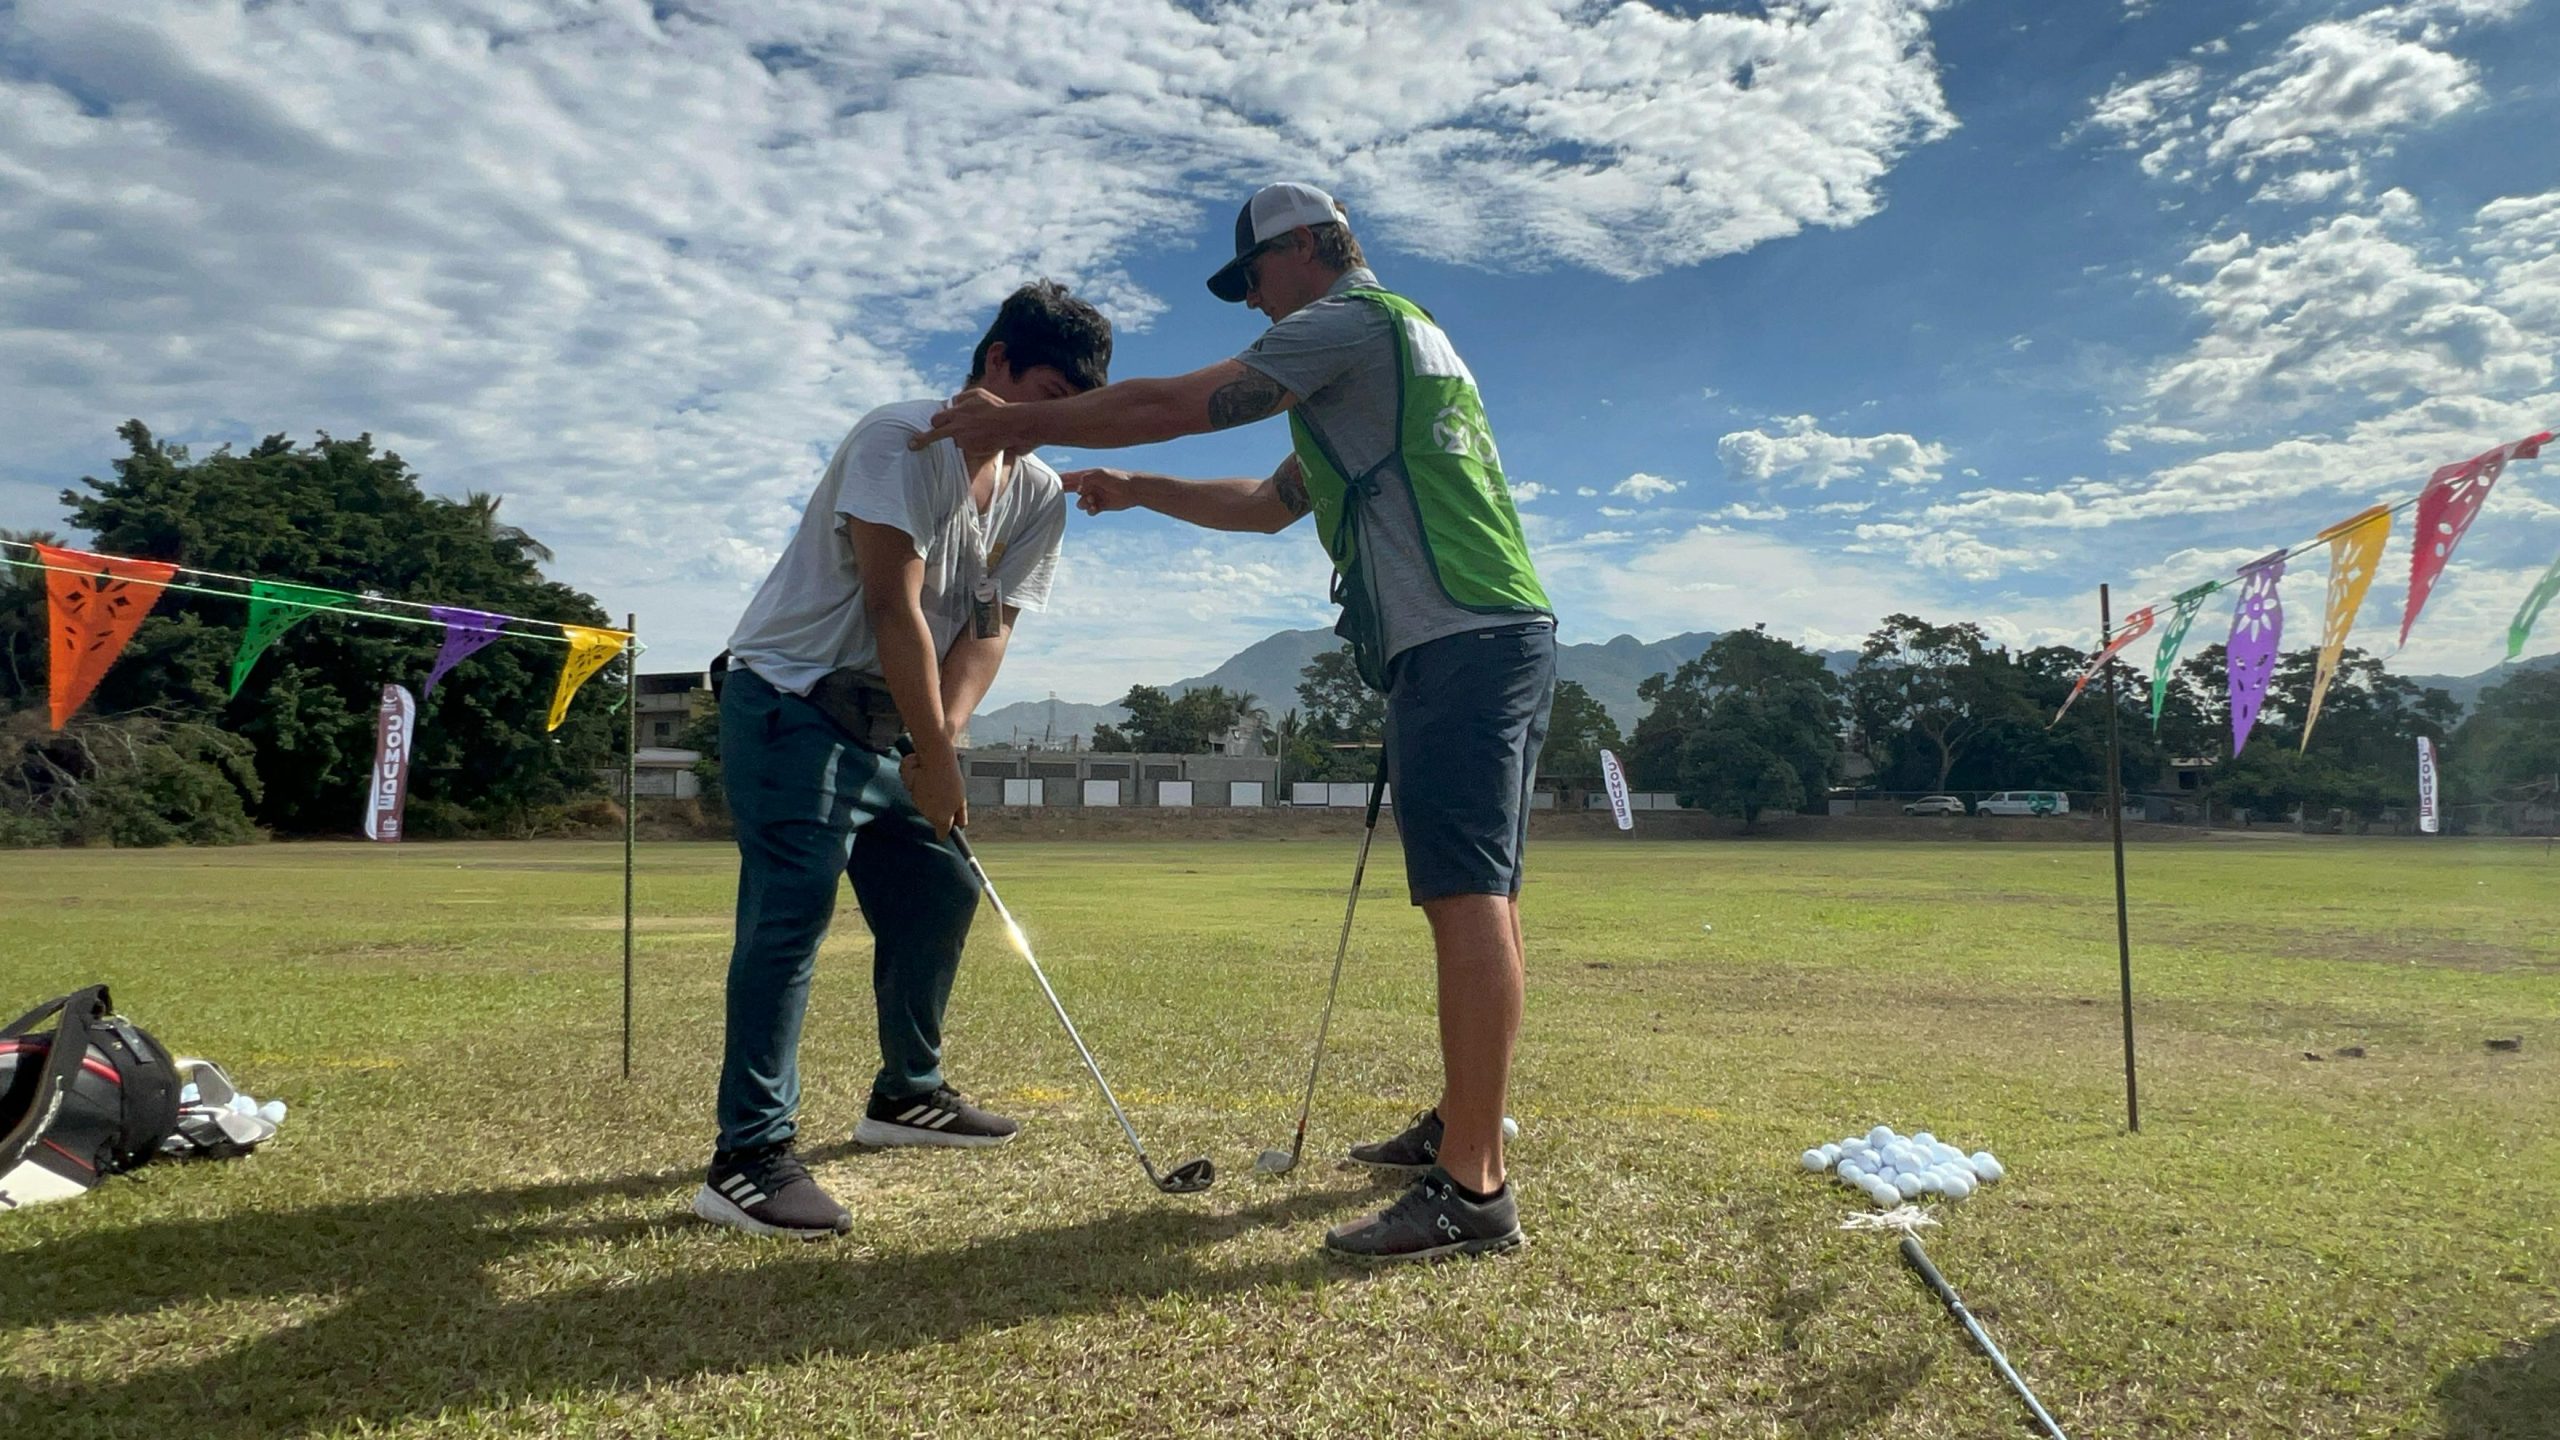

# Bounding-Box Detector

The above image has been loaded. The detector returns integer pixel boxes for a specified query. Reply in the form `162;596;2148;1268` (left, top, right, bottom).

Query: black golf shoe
1322;1165;1524;1264
691;1141;853;1240
1346;1107;1443;1173
853;1084;1020;1149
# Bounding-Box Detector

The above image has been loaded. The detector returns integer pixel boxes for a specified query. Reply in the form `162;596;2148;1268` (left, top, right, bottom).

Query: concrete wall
957;748;1281;807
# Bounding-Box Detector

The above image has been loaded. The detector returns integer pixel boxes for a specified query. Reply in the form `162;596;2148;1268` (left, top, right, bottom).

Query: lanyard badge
971;575;1004;639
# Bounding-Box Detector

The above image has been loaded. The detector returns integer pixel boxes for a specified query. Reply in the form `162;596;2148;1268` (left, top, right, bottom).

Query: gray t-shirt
728;399;1066;695
1236;268;1547;662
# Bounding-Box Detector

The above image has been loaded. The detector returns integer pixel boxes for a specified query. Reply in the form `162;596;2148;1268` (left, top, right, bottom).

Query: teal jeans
715;666;979;1154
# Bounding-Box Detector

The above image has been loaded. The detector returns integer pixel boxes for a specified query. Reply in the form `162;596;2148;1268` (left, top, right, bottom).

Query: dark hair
969;280;1112;392
1308;221;1364;273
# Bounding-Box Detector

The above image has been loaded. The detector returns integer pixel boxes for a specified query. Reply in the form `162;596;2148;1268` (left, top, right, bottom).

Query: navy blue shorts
1384;620;1557;905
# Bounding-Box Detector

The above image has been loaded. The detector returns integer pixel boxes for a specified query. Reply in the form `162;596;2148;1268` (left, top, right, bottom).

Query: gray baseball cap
1207;182;1348;303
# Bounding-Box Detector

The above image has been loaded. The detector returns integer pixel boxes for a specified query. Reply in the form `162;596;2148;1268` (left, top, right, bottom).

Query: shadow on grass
2437;1326;2560;1439
0;1166;1362;1436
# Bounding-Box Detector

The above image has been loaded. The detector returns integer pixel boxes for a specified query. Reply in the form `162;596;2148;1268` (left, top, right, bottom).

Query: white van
1976;790;2070;817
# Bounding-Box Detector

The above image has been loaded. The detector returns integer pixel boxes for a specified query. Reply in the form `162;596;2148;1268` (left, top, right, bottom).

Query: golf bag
0;985;182;1212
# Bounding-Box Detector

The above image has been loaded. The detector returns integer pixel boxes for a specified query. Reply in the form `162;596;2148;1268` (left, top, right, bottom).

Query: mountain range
969;627;2555;748
968;627;1857;746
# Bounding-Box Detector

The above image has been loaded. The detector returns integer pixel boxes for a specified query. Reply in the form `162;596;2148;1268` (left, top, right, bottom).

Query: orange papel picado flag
546;625;628;732
39;544;178;730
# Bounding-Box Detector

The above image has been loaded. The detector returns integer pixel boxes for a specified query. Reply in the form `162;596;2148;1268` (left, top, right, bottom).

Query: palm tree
457;491;554;565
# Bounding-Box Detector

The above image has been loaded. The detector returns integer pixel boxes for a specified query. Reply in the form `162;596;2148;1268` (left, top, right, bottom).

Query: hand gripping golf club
945;826;1214;1195
1254;751;1389;1177
1899;1235;2068;1440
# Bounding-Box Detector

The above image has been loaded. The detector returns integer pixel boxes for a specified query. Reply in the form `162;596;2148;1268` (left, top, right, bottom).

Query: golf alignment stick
945;826;1214;1195
1254;748;1390;1176
1899;1235;2069;1440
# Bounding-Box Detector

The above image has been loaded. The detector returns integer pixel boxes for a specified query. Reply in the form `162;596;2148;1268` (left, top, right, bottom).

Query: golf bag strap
1;984;98;1038
0;985;110;1173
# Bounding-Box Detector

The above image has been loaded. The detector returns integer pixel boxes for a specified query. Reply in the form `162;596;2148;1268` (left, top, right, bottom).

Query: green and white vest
1287;288;1551;688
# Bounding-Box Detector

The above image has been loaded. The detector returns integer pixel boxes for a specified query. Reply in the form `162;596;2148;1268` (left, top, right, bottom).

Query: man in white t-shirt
692;281;1111;1240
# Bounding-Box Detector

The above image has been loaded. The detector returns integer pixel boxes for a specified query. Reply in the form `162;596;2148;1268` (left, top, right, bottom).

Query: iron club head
1157;1157;1216;1194
1252;1147;1297;1176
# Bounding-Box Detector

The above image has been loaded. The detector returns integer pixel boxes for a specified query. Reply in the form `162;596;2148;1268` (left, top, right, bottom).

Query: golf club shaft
1900;1236;2069;1440
948;829;1163;1179
1284;752;1389;1159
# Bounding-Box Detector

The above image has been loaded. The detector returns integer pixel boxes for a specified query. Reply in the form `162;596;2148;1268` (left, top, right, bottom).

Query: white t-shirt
728;399;1066;696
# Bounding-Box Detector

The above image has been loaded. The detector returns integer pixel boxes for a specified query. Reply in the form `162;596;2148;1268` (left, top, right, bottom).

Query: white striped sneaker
851;1085;1020;1149
691;1142;852;1239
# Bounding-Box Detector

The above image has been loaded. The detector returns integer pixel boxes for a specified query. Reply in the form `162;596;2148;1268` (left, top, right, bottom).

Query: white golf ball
1893;1172;1923;1199
1838;1161;1865;1183
1867;1126;1895;1148
1819;1143;1842;1165
1503;1116;1521;1141
1866;1178;1899;1207
1971;1152;2004;1183
1913;1131;1936;1147
1944;1173;1974;1200
1801;1149;1828;1172
1938;1143;1968;1166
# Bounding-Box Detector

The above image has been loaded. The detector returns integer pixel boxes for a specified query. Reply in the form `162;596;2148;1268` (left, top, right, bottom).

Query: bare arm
910;360;1300;455
934;606;1019;744
1064;452;1312;535
845;516;965;832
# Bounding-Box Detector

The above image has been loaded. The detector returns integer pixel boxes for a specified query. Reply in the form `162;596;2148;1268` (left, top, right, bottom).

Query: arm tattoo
1207;370;1289;430
1273;456;1311;517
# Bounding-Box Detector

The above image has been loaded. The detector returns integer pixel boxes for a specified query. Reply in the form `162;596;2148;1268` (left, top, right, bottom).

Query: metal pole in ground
623;611;637;1081
2101;585;2138;1134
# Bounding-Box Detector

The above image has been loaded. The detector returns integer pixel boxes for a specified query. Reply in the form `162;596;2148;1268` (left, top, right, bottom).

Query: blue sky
3;0;2555;710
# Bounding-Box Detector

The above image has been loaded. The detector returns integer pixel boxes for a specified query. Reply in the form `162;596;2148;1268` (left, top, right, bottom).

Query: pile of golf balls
1798;1125;2005;1208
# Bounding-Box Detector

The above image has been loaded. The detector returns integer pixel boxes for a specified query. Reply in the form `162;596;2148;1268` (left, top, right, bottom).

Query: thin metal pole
623;611;637;1081
2101;586;2138;1134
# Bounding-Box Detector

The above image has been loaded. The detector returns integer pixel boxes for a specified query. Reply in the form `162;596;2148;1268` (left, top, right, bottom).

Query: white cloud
1598;505;1638;518
2252;164;2363;208
1846;522;2057;582
0;0;1960;670
1811;500;1875;515
2080;2;2519;189
998;527;1336;703
1575;486;1600;498
1612;472;1683;502
1510;480;1548;504
2203;21;2477;172
1717;414;1950;489
1538;523;1972;654
2144;191;2550;433
1716;502;1791;522
2104;423;2211;453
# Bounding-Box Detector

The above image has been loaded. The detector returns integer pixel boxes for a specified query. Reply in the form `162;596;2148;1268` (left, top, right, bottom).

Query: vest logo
1431;400;1503;476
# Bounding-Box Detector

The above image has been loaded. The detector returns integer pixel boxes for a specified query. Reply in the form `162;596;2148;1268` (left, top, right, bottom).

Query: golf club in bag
1899;1234;2069;1439
899;739;1210;1195
1254;750;1388;1177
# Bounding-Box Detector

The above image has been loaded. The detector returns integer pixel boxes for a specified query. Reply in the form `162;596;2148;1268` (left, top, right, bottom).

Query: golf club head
1156;1157;1216;1194
1252;1147;1297;1176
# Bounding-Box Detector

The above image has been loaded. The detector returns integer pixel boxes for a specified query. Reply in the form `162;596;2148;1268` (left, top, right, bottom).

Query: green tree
5;421;622;835
1296;646;1384;742
1632;626;1839;823
1538;679;1621;782
2449;666;2560;803
1848;614;2029;792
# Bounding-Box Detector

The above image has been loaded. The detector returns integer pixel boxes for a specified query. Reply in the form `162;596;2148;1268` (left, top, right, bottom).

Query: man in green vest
914;182;1554;1262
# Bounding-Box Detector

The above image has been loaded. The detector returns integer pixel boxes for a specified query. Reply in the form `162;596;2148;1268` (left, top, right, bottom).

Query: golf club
1255;750;1389;1176
946;824;1214;1195
1899;1234;2069;1440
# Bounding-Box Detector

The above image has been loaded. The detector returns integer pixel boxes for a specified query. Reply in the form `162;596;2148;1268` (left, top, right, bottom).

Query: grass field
2;835;2555;1438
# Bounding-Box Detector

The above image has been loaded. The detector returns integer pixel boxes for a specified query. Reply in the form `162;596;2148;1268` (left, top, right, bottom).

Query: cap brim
1206;257;1251;303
